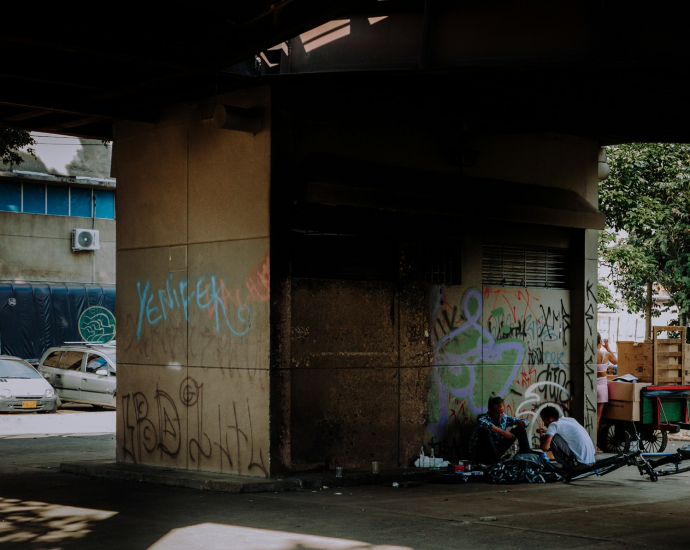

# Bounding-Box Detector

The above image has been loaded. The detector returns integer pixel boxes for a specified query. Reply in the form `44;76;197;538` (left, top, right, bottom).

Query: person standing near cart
597;332;618;452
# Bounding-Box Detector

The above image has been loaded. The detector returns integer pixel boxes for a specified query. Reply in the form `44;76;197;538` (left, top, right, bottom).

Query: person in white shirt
537;406;595;470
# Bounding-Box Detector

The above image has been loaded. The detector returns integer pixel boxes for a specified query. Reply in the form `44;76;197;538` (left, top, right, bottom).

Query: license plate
22;401;37;409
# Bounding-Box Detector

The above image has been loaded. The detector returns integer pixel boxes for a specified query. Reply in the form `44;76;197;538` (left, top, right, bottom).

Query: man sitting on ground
537;406;595;470
469;396;531;464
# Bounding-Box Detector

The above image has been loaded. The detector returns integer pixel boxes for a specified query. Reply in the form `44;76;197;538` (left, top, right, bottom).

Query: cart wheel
601;423;631;453
639;430;668;453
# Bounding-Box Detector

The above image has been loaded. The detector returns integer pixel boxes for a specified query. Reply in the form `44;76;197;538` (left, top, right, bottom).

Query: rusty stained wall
288;279;431;470
114;87;272;476
287;279;571;469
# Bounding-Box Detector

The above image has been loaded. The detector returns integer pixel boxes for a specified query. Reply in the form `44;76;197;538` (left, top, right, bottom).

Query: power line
31;143;111;146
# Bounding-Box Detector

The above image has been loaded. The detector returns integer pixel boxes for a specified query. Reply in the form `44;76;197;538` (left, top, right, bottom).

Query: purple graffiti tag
428;287;526;438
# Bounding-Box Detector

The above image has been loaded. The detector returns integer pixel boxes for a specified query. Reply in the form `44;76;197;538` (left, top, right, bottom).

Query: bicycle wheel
653;461;690;477
601;423;631;453
639;430;668;453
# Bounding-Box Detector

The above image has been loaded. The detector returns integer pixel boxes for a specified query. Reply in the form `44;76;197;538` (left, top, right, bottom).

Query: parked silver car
0;355;58;413
38;344;116;408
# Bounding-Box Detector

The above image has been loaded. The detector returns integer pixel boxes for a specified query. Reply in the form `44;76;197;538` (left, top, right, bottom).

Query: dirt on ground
670;429;690;441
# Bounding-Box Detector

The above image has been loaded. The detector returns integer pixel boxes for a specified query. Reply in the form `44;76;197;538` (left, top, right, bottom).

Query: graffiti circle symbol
78;306;116;343
180;378;199;407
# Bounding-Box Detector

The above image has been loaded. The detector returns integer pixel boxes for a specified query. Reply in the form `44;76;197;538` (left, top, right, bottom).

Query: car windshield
104;352;116;370
0;359;42;379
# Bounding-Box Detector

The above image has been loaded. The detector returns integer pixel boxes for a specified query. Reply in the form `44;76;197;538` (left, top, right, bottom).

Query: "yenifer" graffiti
135;255;269;340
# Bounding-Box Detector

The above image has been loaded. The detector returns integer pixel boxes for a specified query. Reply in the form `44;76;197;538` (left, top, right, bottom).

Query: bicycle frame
565;446;690;482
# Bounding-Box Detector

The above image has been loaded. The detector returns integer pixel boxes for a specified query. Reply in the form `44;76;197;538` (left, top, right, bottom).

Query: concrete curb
59;461;439;494
60;461;302;494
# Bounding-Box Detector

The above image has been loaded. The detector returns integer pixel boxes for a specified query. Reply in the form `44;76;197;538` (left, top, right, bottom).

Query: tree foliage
0;129;36;166
66;139;112;178
599;143;690;322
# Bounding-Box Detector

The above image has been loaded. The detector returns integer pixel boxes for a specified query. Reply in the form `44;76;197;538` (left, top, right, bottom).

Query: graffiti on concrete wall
583;279;597;436
427;285;571;456
119;253;270;475
121;376;268;475
134;254;269;340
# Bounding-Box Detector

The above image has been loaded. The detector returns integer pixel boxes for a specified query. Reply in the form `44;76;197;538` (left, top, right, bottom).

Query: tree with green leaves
66;139;112;178
0;129;35;166
599;143;690;332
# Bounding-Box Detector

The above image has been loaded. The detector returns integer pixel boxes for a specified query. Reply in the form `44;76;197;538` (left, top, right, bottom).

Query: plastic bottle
540;452;549;462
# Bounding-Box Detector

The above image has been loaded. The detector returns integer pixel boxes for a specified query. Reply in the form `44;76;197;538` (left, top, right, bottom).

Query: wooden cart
601;326;689;453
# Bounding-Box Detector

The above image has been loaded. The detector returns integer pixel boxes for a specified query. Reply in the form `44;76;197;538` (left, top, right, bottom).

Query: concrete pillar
114;88;273;476
569;228;599;439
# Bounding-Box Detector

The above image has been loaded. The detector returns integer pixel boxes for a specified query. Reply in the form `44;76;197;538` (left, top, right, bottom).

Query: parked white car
38;344;116;408
0;356;58;413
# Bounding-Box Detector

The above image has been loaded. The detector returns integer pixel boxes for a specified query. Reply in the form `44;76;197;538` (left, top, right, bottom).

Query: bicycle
564;437;690;483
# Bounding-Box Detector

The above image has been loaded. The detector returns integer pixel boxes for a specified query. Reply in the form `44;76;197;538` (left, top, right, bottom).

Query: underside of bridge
2;1;689;143
1;1;686;476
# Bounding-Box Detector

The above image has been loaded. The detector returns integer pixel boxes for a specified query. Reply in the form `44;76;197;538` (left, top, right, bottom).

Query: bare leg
596;402;605;452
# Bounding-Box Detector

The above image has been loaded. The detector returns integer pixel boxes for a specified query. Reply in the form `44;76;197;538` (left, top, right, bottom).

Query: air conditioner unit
72;229;100;251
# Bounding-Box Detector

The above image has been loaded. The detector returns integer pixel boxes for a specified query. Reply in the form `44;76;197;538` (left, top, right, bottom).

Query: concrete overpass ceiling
0;0;367;139
1;1;689;142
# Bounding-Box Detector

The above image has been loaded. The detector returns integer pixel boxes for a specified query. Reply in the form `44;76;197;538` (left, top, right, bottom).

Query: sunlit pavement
2;430;690;549
0;405;115;439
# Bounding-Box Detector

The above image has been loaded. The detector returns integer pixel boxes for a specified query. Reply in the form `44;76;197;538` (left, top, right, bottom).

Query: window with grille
482;244;568;289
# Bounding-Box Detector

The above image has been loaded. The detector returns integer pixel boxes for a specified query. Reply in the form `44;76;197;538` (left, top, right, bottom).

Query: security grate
482;245;568;289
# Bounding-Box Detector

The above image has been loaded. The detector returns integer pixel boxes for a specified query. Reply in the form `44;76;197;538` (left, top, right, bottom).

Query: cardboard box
607;381;651;402
603;400;641;422
617;341;653;382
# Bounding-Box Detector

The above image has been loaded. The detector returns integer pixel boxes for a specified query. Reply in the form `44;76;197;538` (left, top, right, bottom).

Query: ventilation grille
482;245;568;289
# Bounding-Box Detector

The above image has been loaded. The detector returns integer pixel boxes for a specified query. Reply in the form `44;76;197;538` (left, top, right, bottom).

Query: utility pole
645;281;653;340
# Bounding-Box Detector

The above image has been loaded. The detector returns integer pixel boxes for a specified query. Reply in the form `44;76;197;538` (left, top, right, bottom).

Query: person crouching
537;406;595;471
469;396;531;464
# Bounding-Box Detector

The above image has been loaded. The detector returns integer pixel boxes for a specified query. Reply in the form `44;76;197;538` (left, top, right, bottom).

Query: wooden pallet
652;326;687;385
616;327;688;385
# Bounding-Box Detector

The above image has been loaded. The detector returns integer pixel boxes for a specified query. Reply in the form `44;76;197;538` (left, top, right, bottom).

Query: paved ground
0;404;115;439
1;414;690;549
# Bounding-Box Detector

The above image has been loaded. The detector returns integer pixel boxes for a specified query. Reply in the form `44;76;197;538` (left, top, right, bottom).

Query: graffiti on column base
121;377;267;476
